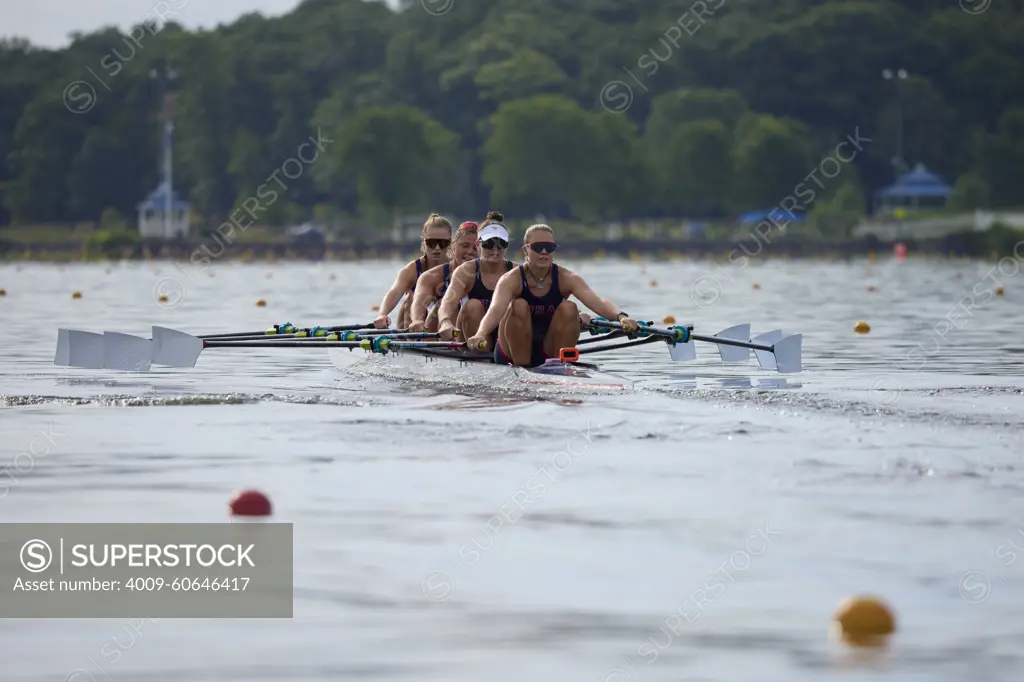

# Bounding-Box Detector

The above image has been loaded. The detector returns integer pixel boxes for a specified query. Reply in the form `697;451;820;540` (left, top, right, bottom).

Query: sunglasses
528;242;557;254
481;238;508;250
424;238;451;250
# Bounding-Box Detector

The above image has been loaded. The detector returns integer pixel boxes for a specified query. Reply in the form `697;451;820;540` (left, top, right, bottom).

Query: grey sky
2;0;317;49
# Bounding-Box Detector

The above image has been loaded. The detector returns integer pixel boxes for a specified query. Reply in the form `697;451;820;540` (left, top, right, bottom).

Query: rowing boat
327;344;636;391
52;319;803;393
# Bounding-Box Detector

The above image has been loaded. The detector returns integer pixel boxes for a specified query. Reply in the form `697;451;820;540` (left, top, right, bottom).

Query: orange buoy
866;285;875;292
72;291;82;299
662;315;676;324
833;595;896;647
650;280;658;287
752;282;760;290
854;321;871;334
255;298;266;307
996;286;1004;296
229;489;272;517
370;305;380;311
0;288;6;296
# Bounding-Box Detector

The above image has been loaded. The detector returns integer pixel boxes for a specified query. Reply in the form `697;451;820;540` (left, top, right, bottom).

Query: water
1;256;1023;682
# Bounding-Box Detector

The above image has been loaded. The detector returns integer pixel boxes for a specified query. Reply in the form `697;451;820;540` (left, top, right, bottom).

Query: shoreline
1;231;1021;262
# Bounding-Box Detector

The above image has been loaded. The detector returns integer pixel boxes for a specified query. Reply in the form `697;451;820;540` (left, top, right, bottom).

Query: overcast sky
1;0;343;49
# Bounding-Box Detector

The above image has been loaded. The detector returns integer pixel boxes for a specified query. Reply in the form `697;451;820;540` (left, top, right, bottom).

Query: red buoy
229;489;272;516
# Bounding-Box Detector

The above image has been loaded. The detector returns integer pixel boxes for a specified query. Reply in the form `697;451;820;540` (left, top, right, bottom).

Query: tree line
1;0;1022;239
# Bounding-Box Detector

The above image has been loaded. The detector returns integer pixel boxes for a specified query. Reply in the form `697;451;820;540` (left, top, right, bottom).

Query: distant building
874;163;951;214
136;181;189;239
287;223;327;259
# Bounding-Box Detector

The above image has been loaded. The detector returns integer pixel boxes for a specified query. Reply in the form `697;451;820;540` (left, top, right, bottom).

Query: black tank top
520;264;564;335
467;259;514;309
411;256;425;293
438;262;451;298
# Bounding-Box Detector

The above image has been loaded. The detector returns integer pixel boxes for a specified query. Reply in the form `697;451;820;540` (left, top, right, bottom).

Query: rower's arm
377;264;415;316
410;270;441;325
437;266;472;327
475;271;519;338
565;271;624;320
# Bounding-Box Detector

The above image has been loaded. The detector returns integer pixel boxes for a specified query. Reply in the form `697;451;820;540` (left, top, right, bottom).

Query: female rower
466;223;638;367
408;221;480;333
373;213;453;329
437;211;517;344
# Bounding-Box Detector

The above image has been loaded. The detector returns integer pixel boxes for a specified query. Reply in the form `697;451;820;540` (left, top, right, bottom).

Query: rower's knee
552;300;578;321
509;298;530;319
463;298;485;317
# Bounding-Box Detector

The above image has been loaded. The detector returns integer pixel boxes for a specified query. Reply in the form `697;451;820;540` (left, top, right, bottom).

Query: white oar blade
773;334;802;373
715;323;751;363
152;326;204;368
102;332;152;371
54;329;71;366
668;340;697;361
67;331;105;369
751;329;784;370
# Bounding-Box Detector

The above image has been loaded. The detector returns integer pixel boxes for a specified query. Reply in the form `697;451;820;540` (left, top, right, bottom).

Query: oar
584;320;802;373
54;323;421;371
148;326;465;370
201;322;374;339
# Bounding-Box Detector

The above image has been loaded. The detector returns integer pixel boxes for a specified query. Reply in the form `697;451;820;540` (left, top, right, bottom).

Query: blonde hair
421;213;453;236
523;223;554;243
447;222;478;258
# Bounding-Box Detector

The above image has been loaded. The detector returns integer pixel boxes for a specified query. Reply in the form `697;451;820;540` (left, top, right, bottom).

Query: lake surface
1;256;1023;682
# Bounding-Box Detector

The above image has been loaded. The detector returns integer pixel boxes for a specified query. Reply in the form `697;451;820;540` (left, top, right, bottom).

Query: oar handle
587;318;693;343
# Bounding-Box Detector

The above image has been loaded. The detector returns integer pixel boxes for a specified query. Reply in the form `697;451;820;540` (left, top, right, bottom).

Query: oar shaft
202;323;373;339
202;340;462;350
198;330;433;342
578;336;666;355
690;334;772;352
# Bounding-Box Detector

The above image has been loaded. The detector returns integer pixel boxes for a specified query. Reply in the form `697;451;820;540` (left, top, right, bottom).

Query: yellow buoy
0;288;6;296
255;298;266;307
370;305;380;312
72;291;82;299
158;295;169;303
996;286;1004;296
854;321;870;334
663;315;676;324
752;282;760;290
833;595;896;647
650;280;658;287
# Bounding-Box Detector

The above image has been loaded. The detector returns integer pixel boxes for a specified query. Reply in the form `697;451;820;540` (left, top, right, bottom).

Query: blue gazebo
875;163;951;213
136;181;190;239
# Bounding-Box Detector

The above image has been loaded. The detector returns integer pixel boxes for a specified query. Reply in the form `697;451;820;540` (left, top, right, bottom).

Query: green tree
658;119;734;217
732;114;814;210
329;106;463;222
949;172;991;211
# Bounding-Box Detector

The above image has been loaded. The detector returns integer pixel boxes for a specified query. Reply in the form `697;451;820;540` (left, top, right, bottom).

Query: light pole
882;68;908;180
150;63;178;239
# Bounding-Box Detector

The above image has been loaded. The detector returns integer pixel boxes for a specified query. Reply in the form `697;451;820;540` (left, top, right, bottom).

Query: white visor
478;224;509;243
